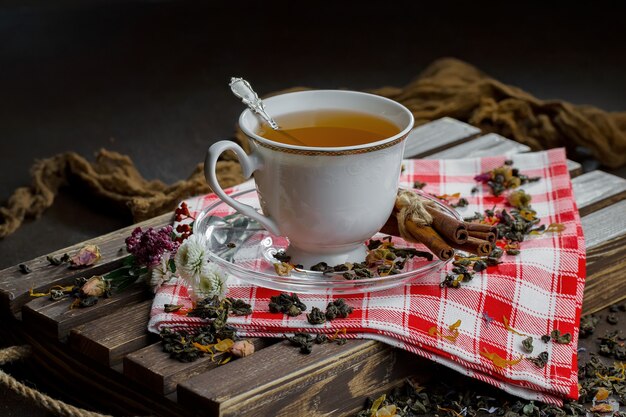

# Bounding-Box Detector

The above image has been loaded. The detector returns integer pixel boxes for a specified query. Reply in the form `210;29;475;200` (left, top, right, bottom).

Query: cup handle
204;140;280;236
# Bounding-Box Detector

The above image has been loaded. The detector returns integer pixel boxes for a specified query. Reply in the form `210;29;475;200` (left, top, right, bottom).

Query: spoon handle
229;77;279;130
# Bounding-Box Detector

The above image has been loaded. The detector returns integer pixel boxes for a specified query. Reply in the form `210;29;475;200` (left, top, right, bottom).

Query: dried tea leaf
306;307;326;325
528;351;549;367
226;298;252;316
325;299;353;320
522;336;534;353
164;304;183;313
274;262;294;276
268;293;307;316
550;329;572;344
413;180;427;190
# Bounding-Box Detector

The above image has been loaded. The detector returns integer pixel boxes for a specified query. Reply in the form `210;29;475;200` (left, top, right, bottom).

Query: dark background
1;1;626;416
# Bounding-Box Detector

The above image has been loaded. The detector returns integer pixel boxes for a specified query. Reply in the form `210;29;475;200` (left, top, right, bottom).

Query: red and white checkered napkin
148;148;585;405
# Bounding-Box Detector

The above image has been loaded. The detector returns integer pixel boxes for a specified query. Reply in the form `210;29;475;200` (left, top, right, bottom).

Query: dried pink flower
70;245;101;267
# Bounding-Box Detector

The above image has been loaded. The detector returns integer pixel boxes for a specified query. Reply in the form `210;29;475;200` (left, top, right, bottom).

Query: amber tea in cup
206;90;414;267
256;109;401;147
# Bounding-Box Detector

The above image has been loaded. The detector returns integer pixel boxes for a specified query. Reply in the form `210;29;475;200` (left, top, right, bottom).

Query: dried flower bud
70;245;101;267
230;340;255;358
80;275;110;298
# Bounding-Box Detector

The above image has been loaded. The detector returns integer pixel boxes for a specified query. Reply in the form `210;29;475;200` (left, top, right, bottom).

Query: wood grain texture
427;133;530;159
403;117;481;158
573;170;626;217
0;116;620;417
177;339;432;417
124;338;275;395
22;284;150;340
0;212;172;316
68;300;156;366
581;199;626;313
18;324;186;417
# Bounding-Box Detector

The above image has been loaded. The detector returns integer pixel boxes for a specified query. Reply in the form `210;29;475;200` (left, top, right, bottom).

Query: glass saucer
194;188;460;294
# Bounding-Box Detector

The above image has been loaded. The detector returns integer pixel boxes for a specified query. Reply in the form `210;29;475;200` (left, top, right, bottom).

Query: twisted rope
395;189;434;241
0;345;114;417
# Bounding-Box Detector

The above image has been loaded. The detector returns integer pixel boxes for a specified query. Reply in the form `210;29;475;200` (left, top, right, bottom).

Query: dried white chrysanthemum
149;252;173;293
174;234;210;282
196;262;229;299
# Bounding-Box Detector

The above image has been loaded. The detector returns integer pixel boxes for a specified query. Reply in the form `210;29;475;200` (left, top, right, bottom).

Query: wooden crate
2;118;625;417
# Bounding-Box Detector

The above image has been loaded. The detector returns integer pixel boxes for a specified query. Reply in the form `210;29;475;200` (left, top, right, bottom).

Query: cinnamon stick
465;223;498;235
467;230;496;244
424;206;468;244
405;222;454;261
446;236;493;257
380;217;453;261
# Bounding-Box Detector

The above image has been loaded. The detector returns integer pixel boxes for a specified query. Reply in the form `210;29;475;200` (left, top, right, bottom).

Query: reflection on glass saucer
194;189;460;294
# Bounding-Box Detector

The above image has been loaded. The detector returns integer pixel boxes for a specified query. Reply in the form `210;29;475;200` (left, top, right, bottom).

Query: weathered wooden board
0;117;623;417
22;329;186;417
431;135;582;177
22;285;150;340
403;117;481;158
581;199;626;313
170;170;626;415
68;299;155;366
0;212;171;316
566;160;583;178
572;170;626;217
427;133;531;159
124;337;276;395
177;339;432;417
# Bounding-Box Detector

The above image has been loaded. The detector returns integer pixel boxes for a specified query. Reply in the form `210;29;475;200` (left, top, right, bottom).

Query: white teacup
205;90;414;268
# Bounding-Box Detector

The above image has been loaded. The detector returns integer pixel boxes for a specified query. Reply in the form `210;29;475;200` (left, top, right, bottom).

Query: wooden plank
427;133;531;159
173;170;624;415
18;325;186;417
68;300;156;366
418;131;582;178
124;337;276;395
567;159;583;178
21;284;150;340
572;170;626;217
0;212;172;316
581;199;626;313
177;339;432;417
403;117;481;158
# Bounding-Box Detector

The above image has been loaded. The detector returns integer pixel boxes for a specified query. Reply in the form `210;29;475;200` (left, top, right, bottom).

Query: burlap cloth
2;58;625;238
